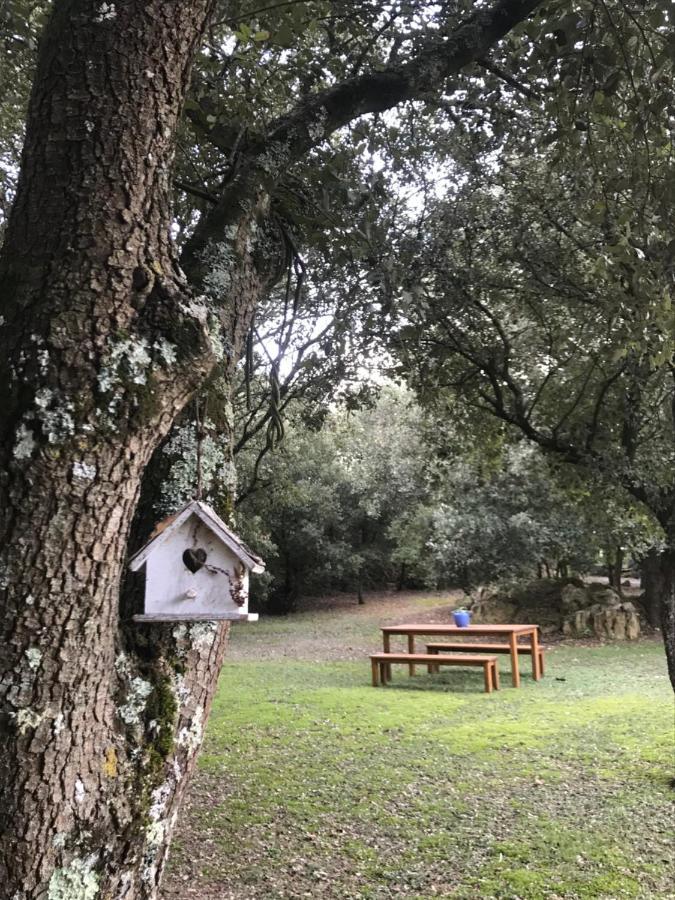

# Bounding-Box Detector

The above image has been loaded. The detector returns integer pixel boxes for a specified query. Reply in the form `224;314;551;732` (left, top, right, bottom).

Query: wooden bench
370;653;499;693
426;642;545;676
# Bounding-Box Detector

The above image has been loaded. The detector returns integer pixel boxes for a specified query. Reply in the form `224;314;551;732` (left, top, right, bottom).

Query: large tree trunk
0;2;235;896
650;549;675;692
639;550;664;628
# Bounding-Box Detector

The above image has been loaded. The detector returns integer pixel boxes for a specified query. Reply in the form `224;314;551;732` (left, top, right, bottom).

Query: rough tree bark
0;0;546;896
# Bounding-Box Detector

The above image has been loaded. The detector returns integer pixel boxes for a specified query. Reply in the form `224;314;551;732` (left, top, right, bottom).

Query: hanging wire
266;361;284;450
194;395;207;501
244;311;255;411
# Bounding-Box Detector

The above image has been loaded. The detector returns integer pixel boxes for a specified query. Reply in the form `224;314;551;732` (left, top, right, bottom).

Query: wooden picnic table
380;623;542;688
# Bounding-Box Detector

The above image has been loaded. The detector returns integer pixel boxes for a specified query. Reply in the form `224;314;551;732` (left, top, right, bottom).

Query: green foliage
236;387;658;606
4;0;671;611
391;444;661;592
378;8;675;532
398;447;596;590
237;386;431;611
0;1;48;236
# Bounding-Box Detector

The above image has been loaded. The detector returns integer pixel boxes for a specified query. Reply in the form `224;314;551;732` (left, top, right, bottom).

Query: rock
563;600;640;641
471;578;640;641
561;584;590;613
587;584;622;606
470;596;518;624
622;602;641;640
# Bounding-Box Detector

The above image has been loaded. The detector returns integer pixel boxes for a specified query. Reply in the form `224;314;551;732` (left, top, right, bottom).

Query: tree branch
192;0;542;164
182;0;543;297
174;179;218;204
477;57;540;100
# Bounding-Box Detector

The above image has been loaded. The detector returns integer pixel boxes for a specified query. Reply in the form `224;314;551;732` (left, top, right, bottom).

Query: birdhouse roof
128;500;265;574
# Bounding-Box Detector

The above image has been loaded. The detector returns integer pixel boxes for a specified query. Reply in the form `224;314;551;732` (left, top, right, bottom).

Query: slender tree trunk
605;546;613;587
613;546;624;594
0;2;236;896
605;545;623;592
283;550;297;614
356;521;366;603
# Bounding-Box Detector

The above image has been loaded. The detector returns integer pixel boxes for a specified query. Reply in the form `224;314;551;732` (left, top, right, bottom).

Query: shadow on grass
377;673;521;694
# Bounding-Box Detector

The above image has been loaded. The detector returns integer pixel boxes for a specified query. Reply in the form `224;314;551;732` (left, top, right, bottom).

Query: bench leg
492;661;500;691
483;663;492;694
380;661;389;685
371;659;379;687
539;649;545;677
407;634;416;676
427;647;440;674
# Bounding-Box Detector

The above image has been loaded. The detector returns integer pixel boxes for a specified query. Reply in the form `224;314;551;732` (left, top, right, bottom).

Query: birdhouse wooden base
132;612;259;622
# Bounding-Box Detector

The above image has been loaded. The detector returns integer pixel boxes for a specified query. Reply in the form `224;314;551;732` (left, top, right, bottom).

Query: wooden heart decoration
183;547;207;573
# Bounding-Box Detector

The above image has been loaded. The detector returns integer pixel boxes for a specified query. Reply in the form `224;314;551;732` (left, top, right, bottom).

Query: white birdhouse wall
143;517;249;617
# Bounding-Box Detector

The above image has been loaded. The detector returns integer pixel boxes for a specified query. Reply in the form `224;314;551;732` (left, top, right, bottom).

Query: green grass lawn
163;593;675;900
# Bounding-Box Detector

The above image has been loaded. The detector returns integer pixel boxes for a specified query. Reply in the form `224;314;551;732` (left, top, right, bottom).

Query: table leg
371;659;379;687
509;632;520;688
531;628;542;681
493;661;500;691
407;634;415;676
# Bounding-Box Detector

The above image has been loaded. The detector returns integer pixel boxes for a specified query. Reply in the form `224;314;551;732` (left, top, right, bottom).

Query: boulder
470;594;518;625
561;584;590;613
563;600;640;641
469;578;572;628
587;584;622;606
471;578;640;641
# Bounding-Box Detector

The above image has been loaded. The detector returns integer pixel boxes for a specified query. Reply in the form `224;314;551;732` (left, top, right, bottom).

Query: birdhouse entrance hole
183;547;207;573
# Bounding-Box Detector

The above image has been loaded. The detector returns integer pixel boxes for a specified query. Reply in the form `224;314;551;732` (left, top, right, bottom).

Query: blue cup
452;610;471;627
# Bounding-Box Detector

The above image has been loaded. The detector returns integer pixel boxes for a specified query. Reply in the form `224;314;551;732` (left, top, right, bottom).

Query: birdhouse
129;500;264;622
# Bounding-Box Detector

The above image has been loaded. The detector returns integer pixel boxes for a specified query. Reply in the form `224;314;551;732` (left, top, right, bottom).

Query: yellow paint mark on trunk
103;747;118;777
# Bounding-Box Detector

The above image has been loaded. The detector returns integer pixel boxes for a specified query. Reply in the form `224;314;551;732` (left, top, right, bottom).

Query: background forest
229;386;659;614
